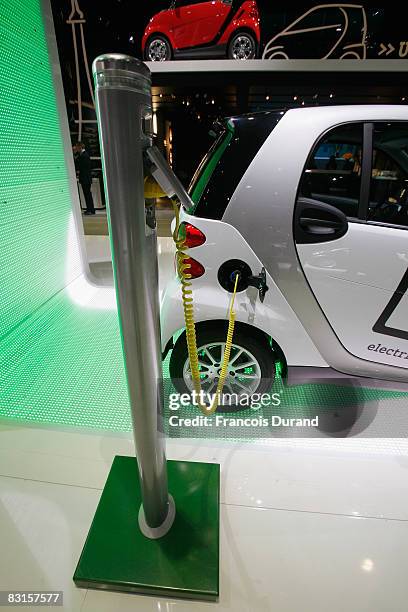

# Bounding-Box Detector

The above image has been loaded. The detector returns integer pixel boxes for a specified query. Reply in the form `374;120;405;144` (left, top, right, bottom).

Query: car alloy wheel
170;321;276;412
182;342;262;397
229;34;256;60
147;38;171;61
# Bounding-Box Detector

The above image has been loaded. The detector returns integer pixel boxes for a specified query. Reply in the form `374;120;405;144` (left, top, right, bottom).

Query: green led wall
0;0;81;342
0;0;135;432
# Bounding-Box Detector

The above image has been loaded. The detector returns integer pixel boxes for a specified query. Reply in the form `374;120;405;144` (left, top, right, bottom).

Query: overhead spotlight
329;93;334;98
293;95;298;101
266;95;270;100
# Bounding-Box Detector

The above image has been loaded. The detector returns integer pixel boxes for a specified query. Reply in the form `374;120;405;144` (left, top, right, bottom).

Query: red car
142;0;260;61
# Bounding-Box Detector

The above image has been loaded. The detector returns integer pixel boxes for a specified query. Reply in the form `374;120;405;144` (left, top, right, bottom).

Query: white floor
1;424;408;611
2;240;408;611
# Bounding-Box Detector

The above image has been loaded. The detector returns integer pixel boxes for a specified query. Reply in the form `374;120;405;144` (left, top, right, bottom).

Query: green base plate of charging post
74;456;220;601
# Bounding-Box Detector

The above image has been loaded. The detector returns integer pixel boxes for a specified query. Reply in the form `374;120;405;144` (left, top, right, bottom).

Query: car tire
169;321;276;413
227;32;257;60
144;35;172;62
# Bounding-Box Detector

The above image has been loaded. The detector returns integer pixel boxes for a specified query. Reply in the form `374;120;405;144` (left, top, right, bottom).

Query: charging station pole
90;54;174;537
74;54;220;601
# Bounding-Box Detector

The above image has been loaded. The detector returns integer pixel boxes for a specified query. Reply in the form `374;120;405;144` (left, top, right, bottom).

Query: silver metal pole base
138;494;176;540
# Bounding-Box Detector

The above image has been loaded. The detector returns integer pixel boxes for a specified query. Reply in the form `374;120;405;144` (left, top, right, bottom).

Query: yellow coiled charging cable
144;175;239;415
172;198;239;415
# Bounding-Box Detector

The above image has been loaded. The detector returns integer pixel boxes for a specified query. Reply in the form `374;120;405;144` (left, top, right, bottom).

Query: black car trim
213;0;247;44
358;122;373;220
174;43;226;59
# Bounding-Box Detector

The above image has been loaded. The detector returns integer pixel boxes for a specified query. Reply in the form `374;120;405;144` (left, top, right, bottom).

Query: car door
172;0;230;49
294;121;408;370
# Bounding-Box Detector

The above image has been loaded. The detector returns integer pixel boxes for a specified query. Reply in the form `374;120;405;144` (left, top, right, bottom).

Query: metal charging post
74;54;220;601
91;54;174;538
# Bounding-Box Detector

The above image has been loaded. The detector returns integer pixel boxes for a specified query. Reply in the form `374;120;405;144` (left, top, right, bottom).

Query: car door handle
299;216;344;232
295;197;348;244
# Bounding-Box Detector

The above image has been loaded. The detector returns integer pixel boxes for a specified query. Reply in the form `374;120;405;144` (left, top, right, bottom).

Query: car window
190;122;235;207
188;112;285;220
299;123;363;218
368;123;408;227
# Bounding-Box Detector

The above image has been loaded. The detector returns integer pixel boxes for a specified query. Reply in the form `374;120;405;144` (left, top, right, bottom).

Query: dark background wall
50;2;408;185
51;2;408;108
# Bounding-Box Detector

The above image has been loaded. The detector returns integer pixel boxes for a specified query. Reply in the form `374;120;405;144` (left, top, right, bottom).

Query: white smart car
161;105;408;396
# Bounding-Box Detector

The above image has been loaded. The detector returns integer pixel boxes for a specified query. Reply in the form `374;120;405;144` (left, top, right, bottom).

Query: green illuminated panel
0;0;81;342
0;290;132;432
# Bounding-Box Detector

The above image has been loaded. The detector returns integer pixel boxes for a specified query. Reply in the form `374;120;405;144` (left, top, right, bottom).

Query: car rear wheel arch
169;319;287;387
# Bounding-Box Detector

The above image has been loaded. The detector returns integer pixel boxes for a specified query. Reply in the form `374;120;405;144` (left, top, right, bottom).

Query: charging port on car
218;259;269;302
